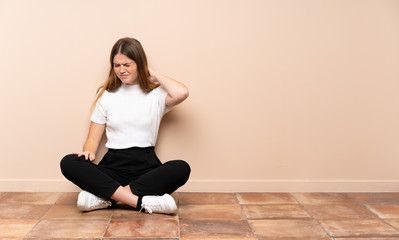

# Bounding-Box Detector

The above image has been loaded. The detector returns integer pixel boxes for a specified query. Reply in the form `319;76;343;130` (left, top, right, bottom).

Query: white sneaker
77;190;112;211
141;194;177;214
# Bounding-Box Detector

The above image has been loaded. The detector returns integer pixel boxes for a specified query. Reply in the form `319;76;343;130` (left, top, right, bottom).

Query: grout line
40;201;57;220
176;192;181;240
24;199;58;238
0;192;8;200
5;192;399;239
234;192;259;240
102;208;114;239
376;207;399;233
380;219;399;236
347;193;399;235
290;193;334;239
23;193;61;238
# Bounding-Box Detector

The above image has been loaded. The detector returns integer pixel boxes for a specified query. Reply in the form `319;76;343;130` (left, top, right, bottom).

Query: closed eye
113;62;135;68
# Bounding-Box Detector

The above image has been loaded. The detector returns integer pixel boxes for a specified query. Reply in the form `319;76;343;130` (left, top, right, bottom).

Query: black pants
60;147;190;199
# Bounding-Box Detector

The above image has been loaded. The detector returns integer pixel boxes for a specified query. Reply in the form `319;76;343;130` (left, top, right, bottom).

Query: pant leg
129;160;191;196
60;153;121;199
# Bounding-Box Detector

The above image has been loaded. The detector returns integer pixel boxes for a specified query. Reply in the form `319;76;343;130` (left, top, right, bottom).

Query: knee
174;160;191;181
60;154;79;177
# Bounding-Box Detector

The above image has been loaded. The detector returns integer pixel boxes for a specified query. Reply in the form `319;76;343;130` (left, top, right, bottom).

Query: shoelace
140;204;151;214
141;200;162;214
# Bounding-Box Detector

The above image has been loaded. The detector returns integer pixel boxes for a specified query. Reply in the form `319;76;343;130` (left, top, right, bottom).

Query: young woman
60;37;190;214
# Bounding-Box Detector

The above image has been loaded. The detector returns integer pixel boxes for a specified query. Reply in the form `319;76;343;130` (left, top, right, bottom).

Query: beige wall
1;0;398;192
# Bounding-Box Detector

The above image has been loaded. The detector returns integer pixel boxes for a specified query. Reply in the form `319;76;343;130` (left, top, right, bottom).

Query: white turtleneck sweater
90;84;170;149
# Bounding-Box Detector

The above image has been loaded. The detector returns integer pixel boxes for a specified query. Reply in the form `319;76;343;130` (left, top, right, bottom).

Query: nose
119;65;126;74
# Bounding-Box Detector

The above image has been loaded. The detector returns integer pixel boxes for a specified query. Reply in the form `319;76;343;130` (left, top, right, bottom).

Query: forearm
150;69;189;106
83;138;99;154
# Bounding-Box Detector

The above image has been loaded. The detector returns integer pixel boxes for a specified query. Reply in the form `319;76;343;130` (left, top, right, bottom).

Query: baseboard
0;179;81;192
1;179;399;192
179;179;399;192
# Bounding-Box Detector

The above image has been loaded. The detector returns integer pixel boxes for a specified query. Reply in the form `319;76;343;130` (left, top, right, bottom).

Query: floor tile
0;192;62;205
180;220;254;239
1;191;398;239
257;239;332;240
171;192;179;204
320;219;399;237
249;219;329;238
366;204;399;219
349;193;399;204
104;219;178;238
179;204;245;220
18;239;100;240
42;204;113;219
181;238;255;240
0;204;51;219
0;238;25;240
335;238;399;240
258;237;332;240
179;193;237;205
292;193;356;205
105;238;177;240
55;192;79;205
0;219;38;238
384;219;399;230
242;204;311;219
305;204;378;220
113;207;178;220
25;219;109;238
236;193;297;204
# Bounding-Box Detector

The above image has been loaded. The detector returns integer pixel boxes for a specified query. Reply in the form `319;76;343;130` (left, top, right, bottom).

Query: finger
89;154;96;162
84;152;89;160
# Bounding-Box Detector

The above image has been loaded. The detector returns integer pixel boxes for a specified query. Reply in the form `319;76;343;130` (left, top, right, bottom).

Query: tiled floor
1;192;399;239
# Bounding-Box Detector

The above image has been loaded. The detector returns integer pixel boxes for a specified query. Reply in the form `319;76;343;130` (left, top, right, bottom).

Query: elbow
167;86;189;107
179;88;189;102
175;86;189;103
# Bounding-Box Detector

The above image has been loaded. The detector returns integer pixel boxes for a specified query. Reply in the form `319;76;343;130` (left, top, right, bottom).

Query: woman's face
113;53;138;85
